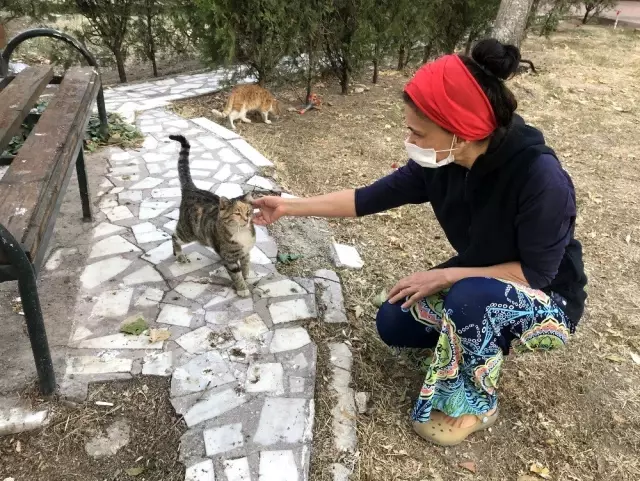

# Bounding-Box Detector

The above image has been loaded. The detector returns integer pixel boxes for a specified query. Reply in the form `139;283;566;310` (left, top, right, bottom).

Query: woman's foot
412;408;499;446
429;408;497;429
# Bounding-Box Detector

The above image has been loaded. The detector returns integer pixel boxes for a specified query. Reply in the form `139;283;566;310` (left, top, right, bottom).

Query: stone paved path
103;70;254;122
58;104;319;480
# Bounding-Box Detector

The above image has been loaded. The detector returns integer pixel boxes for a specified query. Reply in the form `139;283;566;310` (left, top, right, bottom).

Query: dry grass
0;377;186;481
177;22;640;481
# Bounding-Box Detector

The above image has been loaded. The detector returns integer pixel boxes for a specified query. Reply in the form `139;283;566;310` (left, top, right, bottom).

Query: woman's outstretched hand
388;269;451;309
252;196;288;225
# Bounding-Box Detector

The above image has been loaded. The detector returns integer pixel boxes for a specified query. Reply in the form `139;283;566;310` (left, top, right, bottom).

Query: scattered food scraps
120;315;148;336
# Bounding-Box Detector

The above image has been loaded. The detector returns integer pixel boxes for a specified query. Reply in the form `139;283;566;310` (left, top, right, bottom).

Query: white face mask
404;135;458;168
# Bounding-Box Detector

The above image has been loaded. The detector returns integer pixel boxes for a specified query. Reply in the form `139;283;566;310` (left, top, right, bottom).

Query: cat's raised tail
168;135;194;188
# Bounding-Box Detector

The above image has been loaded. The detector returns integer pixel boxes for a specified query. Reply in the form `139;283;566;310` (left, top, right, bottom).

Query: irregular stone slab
138;200;175;219
247;175;274;190
250;246;271;265
331;242;363;269
171;350;234;397
80;256;132;290
329;343;353;372
90;288;134;318
332;388;357;453
135;287;164;307
230;314;269;340
314;268;340;283
259;450;299;481
203;423;243;456
78;333;164;350
269;299;315;325
185;459;215;481
219;148;241;164
142;240;174;265
191;117;239;140
199;136;225;149
85;419;130;458
289;376;305;394
175;281;209;300
104;205;135;222
151;187;182;199
315;270;348;324
89;235;140;259
229;138;273;167
66;356;133;375
123;265;164;285
256;279;306;298
168;252;215;278
246;363;284;395
132;222;172;244
183;388;247;427
253;397;308;445
0;405;49;436
92;222;125;239
157;304;193;327
175;326;215;354
224;457;251;481
269;328;311;353
215;182;243;199
142;351;173;376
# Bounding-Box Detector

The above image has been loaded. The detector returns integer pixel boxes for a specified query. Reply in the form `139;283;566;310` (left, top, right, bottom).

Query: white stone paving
60;87;319;480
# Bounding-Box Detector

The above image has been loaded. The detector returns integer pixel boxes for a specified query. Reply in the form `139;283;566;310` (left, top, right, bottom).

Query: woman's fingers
401;290;425;309
388;286;416;305
388;278;410;299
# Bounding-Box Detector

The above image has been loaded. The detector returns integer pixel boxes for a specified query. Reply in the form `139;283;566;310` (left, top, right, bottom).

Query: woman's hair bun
471;39;521;81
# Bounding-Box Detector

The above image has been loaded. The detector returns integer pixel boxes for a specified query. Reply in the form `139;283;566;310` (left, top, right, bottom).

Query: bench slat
0;66;54;155
0;67;100;265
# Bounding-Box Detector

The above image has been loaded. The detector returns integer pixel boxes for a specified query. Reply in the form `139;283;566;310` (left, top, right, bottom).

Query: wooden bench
0;65;100;395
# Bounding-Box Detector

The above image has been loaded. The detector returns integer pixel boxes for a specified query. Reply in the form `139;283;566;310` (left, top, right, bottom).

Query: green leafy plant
1;103;143;157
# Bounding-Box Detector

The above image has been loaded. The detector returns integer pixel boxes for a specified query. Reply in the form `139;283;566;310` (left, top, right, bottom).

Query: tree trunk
305;44;313;104
397;45;405;71
464;34;476;55
422;41;433;64
372;42;380;84
114;50;127;83
0;23;7;50
146;2;158;77
491;0;536;48
340;66;349;95
582;8;592;24
526;0;541;29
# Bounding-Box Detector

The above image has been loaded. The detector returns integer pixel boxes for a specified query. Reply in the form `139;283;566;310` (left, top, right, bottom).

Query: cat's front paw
176;254;190;264
264;119;272;124
236;288;251;298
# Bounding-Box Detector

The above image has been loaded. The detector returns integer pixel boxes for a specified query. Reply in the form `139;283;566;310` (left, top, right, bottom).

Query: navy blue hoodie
355;116;587;325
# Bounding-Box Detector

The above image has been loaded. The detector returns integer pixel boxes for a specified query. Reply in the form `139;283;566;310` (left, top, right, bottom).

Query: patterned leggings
376;277;573;423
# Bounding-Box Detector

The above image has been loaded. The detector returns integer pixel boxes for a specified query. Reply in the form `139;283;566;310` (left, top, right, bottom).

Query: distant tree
194;0;299;86
321;0;371;94
576;0;617;24
74;0;135;82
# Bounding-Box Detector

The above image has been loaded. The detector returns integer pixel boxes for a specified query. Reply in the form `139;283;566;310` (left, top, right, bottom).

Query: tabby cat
211;84;280;131
168;134;256;297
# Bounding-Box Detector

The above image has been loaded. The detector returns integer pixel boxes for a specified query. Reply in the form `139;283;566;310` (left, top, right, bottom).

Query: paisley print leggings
376;277;573;423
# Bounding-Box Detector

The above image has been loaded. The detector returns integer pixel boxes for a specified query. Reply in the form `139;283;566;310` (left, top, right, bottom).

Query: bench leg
75;148;92;221
18;262;56;395
0;223;56;395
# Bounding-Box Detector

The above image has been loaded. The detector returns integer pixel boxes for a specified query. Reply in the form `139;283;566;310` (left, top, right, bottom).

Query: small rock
355;392;370;414
331;242;363;269
354;87;365;94
85;419;131;458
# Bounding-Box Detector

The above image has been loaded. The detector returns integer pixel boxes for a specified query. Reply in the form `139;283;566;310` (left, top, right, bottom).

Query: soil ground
0;377;186;481
174;23;640;481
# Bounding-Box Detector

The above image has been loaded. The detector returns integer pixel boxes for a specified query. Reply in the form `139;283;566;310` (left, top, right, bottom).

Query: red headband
404;55;497;141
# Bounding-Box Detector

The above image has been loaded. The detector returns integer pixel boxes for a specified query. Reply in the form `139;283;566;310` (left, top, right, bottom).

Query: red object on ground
404;55;497;141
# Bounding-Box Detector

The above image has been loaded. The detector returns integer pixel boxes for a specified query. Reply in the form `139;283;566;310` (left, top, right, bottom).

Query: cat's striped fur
169;134;256;297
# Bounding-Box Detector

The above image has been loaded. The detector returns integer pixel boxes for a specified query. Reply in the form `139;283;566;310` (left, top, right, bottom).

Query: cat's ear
240;192;255;204
219;196;231;209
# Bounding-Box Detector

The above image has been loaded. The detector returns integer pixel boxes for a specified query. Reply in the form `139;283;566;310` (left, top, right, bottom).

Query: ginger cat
212;84;280;130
